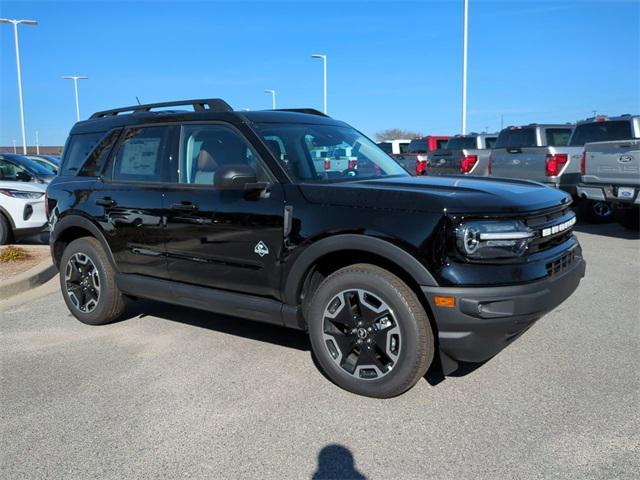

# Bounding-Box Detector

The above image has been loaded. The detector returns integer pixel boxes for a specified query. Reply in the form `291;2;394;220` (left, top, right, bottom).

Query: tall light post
264;89;277;109
311;54;327;114
35;130;40;154
1;18;38;154
461;0;469;135
62;76;89;121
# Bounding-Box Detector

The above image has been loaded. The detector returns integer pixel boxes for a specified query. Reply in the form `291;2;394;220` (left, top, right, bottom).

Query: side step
116;274;303;329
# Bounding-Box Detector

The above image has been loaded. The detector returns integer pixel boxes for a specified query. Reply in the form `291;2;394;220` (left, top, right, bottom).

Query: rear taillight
580;151;586;176
347;159;358;170
545;153;568;177
460;155;478;174
488;153;492;175
324;159;331;170
416;160;428;175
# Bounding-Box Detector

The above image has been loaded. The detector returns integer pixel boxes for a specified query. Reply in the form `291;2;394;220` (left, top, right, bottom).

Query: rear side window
494;128;537;149
569;121;633;146
60;133;105;176
112;126;172;182
545;128;572;147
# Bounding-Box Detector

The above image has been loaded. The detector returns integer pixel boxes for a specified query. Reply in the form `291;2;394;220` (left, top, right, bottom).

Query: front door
163;123;285;299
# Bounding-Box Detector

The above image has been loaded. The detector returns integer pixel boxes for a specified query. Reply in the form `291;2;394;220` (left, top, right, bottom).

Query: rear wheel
59;237;125;325
578;199;613;223
0;214;12;245
307;264;434;398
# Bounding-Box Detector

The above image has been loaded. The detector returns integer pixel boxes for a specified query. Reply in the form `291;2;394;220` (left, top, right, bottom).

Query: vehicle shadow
120;299;311;351
311;444;367;480
573;222;639;240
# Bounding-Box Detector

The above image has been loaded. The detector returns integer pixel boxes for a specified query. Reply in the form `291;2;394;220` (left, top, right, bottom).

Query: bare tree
375;129;422;141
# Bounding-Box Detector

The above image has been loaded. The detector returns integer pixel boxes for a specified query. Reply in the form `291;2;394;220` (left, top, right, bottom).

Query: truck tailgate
490;147;549;181
583;140;640;186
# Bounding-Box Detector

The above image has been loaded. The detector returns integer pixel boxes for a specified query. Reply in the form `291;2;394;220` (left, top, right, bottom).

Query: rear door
95;125;176;278
163;123;285;299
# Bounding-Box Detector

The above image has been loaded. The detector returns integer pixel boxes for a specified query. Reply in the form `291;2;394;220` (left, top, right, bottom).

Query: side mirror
214;164;258;190
16;171;33;182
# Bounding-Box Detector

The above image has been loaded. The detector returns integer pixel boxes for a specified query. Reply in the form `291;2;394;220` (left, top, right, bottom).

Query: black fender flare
283;234;438;305
51;214;118;270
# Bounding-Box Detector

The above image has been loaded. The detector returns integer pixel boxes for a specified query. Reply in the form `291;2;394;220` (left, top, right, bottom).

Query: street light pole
35;130;40;154
461;0;469;135
1;18;38;154
63;76;89;121
311;54;327;114
264;89;277;109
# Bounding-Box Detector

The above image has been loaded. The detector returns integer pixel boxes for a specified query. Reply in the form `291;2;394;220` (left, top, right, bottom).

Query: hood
298;175;571;215
0;180;47;193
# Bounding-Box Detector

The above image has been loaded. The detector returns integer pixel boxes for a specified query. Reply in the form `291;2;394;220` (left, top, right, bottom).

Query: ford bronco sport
47;99;586;398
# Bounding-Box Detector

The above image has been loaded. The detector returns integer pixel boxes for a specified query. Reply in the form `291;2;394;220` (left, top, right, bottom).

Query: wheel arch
0;205;16;229
51;215;117;270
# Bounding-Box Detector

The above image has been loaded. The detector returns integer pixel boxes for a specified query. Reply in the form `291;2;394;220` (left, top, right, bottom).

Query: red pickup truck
396;136;451;175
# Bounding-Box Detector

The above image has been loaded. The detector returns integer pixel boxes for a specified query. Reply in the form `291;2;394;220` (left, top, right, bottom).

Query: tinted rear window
569;121;633;146
545;128;572;146
408;140;427;153
377;142;393;154
61;132;105;176
445;137;476;149
494;128;537;149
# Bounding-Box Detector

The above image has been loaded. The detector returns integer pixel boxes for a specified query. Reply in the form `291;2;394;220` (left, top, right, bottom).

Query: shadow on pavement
120;298;311;351
312;444;367;480
574;222;639;240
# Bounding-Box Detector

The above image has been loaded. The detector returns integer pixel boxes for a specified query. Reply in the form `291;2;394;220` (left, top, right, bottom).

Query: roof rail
90;98;233;119
273;108;329;117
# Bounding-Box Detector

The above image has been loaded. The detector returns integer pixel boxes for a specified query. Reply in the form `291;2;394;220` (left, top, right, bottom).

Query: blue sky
1;0;638;146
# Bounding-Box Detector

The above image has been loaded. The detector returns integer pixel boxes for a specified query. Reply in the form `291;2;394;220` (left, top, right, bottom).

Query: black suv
47;99;586;398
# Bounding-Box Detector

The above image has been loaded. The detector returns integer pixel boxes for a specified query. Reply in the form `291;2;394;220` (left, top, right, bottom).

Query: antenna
136;96;141;105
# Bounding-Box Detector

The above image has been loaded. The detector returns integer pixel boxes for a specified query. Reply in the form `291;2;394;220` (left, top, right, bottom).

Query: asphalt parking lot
1;223;639;480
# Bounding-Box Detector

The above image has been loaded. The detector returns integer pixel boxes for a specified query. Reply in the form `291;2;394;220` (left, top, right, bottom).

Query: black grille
546;249;576;277
526;206;575;253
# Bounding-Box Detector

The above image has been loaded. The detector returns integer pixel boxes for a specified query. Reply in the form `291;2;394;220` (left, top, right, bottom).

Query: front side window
178;124;265;185
112;126;171;182
569;121;633;146
253;123;409;183
60;132;105;176
545;128;572;147
0;159;25;180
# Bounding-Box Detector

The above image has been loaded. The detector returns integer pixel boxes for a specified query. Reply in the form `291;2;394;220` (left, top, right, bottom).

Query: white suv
0;181;48;245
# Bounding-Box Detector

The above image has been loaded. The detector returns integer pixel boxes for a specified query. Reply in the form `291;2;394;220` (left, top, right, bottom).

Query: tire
0;214;12;245
616;207;640;231
307;264;434;398
59;237;125;325
577;199;613;224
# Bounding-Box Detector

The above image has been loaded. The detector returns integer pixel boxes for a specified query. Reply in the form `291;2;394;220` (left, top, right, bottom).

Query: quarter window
112;127;171;182
60;132;105;176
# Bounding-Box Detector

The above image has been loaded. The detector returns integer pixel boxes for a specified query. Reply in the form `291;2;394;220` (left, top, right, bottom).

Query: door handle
171;201;198;211
96;197;116;207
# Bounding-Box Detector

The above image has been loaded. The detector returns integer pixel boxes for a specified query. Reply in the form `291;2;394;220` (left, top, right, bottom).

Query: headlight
455;220;534;259
0;189;44;199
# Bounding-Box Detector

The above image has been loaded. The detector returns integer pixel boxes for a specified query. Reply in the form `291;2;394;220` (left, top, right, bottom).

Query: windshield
253;123;409;183
445;137;476;150
569;121;633;146
7;155;54;176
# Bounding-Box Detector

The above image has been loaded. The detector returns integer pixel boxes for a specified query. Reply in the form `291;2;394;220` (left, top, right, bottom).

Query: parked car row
0;153;59;244
384;115;639;229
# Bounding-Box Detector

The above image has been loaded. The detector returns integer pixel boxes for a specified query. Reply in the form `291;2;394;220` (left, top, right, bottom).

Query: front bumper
577;184;640;205
422;255;586;364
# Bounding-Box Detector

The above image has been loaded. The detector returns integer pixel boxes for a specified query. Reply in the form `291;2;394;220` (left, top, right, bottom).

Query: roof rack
90;98;233;119
273;108;329;117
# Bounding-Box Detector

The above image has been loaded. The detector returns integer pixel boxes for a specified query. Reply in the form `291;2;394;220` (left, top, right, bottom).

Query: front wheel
307;264;434;398
59;237;126;325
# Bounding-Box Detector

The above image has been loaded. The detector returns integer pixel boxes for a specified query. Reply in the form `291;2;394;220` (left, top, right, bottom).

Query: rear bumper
577;184;640;205
422;255;586;363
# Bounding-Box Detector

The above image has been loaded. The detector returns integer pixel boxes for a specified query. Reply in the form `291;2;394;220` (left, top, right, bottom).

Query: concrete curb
0;260;58;301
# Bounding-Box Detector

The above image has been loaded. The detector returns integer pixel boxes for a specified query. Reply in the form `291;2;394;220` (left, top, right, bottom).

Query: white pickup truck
576;115;640;230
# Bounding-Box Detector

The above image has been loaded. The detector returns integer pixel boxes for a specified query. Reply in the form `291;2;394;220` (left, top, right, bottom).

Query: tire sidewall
0;214;10;245
308;268;431;398
59;238;117;325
